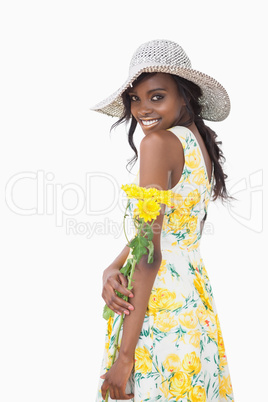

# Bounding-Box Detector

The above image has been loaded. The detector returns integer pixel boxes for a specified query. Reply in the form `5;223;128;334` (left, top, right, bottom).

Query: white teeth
141;119;159;126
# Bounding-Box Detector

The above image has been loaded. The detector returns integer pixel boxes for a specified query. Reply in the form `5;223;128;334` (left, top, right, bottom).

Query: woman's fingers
113;277;134;298
102;272;135;315
101;379;109;400
118;273;128;288
101;381;134;400
106;291;134;315
125;392;134;399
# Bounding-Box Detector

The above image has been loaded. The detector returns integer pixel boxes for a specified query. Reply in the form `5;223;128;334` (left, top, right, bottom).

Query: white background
0;0;267;401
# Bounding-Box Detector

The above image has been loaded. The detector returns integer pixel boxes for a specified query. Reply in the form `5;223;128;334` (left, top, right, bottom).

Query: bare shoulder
140;129;173;145
140;129;183;170
140;130;166;155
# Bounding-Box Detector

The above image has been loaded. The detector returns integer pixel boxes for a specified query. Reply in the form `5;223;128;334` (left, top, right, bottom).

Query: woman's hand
102;265;135;315
100;355;134;400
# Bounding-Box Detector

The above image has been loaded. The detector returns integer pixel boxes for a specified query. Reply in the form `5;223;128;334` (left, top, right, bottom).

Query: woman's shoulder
140;128;185;171
140;128;184;148
141;126;189;144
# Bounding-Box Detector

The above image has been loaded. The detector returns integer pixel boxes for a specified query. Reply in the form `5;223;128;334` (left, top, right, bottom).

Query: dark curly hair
111;72;236;204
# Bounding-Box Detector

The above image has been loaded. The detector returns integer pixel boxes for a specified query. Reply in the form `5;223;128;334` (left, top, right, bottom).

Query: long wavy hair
111;72;235;204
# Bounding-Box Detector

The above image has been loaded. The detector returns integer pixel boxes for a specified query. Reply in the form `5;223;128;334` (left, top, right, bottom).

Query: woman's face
128;72;188;135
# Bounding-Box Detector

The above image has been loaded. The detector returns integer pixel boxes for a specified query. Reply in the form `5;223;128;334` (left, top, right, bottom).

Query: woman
91;39;235;401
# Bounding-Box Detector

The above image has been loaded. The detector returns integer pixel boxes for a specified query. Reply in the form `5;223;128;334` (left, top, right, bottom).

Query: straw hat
90;39;230;122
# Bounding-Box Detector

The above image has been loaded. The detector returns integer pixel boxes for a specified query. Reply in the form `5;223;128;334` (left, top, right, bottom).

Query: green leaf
134;245;148;264
168;263;180;279
120;259;133;276
102;304;114;321
129;236;148;248
141;223;154;241
147;240;154;264
130;236;149;264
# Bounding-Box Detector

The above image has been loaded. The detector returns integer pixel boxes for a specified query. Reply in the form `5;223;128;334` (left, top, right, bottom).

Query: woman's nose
137;100;153;116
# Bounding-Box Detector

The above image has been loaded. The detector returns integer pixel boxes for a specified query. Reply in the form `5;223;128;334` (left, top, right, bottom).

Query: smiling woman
128;73;186;133
91;39;235;402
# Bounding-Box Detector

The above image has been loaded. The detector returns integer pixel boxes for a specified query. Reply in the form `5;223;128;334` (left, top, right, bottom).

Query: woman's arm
101;131;173;399
118;249;163;358
102;244;135;315
108;243;131;267
118;131;170;360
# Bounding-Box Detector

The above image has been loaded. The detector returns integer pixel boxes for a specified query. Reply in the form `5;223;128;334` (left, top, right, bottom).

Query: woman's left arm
101;131;174;400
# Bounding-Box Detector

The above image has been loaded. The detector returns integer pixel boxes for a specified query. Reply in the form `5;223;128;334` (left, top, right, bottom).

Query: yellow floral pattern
134;346;152;375
96;126;234;401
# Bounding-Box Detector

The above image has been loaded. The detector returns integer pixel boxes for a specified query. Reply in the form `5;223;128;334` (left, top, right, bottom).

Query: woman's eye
130;95;139;102
152;94;164;101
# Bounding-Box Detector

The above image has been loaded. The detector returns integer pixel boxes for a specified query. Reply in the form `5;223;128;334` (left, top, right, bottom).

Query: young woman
91;39;235;402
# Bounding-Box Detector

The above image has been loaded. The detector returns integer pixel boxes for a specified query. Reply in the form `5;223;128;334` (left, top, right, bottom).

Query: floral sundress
95;125;235;401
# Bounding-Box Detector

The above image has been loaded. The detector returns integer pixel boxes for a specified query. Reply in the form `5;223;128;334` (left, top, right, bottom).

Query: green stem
111;314;124;366
104;216;149;401
104;255;139;401
123;199;131;245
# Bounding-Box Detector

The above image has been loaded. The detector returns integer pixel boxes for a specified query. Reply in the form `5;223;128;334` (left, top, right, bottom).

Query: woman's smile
128;72;187;134
139;118;161;128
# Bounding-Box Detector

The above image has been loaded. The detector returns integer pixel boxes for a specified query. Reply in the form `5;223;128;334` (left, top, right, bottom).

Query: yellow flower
188;330;202;348
185;148;201;169
135;346;152;374
219;375;233;399
218;339;226;359
184;189;201;209
121;184;145;199
186;215;198;234
215;314;227;369
154;311;178;332
121;184;175;208
194;274;213;310
196;304;209;324
163;354;181;373
171;192;184;208
137;198;160;219
188;385;206;402
182;352;201;376
179;310;198;329
107;316;113;341
155;190;174;207
121;184;159;200
169;371;191;400
192;168;206;185
147;288;183;315
136;198;161;222
169;208;191;232
144;187;161;198
206;310;217;333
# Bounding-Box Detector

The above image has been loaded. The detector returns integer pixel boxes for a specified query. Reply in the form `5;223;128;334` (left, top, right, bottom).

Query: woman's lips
140;118;161;128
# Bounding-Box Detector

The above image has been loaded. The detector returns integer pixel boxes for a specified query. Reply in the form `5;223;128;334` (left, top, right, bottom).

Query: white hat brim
90;65;230;122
